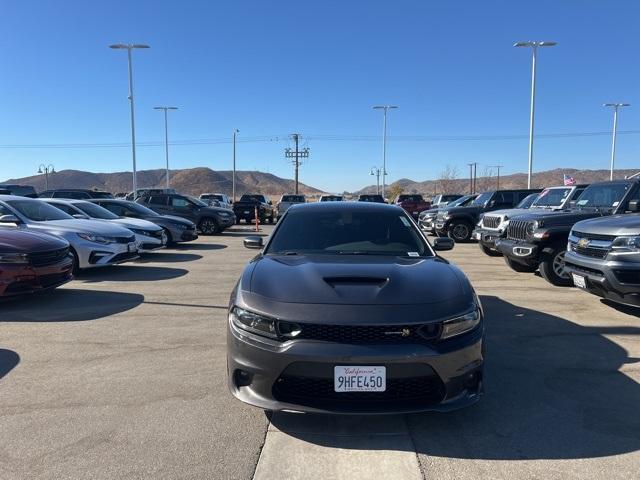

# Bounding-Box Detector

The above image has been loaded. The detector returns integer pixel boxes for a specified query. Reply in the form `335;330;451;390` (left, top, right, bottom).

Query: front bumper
434;218;450;235
472;228;502;249
227;319;484;414
73;239;139;269
564;251;640;306
175;228;198;242
134;231;167;252
418;216;437;233
218;215;236;229
0;258;73;297
495;238;540;266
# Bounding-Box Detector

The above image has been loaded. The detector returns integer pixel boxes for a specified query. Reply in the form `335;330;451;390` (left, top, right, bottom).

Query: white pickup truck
276;194;306;219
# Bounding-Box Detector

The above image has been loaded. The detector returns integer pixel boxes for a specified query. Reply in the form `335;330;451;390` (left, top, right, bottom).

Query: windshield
321;196;343;201
266;209;431;256
517;193;539;209
185;195;208;207
91;192;113;199
240;195;265;202
398;195;423;202
74;202;119;219
7;199;73;221
531;188;571;208
125;202;160;216
574;183;630;209
282;195;305;202
471;192;493;206
450;195;473;207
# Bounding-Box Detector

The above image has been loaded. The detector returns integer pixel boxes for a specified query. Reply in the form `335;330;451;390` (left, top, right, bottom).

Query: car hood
572;213;640;236
110;217;162;231
152;215;195;227
510;209;606;227
441;206;482;216
28;219;134;236
244;254;470;306
0;228;69;253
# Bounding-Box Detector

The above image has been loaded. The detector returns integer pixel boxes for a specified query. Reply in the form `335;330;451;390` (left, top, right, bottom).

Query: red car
395;194;431;218
0;229;73;297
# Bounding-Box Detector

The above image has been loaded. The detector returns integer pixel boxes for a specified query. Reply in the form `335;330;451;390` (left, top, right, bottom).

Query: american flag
563;174;576;186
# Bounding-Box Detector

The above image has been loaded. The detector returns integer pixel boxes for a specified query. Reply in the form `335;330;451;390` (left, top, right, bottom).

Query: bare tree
387;183;405;202
438;165;460;194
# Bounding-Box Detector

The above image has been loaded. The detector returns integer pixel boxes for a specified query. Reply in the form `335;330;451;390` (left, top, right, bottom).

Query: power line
1;129;639;149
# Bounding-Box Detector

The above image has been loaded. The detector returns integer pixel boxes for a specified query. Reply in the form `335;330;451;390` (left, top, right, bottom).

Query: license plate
334;366;386;392
244;210;250;214
572;273;586;289
127;242;136;253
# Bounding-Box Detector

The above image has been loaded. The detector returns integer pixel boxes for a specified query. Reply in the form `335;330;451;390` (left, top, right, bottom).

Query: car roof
289;201;403;213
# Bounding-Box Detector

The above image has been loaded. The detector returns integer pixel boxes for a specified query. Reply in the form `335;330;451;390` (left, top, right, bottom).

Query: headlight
129;228;150;236
441;309;481;339
77;233;116;244
229;307;279;339
229;307;302;341
440;211;449;218
526;220;539;238
0;253;29;264
611;236;640;252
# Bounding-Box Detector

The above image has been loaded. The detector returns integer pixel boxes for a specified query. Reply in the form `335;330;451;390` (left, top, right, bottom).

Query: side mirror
73;214;89;219
433;237;455;251
568;200;577;208
628;200;640;212
243;236;264;249
0;214;20;224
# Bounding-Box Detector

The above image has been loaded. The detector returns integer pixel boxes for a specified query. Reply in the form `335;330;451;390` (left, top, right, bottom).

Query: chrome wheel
199;218;219;235
450;223;470;242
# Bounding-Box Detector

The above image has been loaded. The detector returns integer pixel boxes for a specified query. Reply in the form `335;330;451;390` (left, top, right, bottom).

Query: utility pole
232;129;239;202
284;133;310;194
468;163;474;194
370;167;382;194
489;165;503;190
153;106;178;188
603;103;630;181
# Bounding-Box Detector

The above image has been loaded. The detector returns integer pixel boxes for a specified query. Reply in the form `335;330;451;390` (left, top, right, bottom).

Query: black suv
496;179;640;286
137;193;236;234
38;189;113;199
434;189;541;242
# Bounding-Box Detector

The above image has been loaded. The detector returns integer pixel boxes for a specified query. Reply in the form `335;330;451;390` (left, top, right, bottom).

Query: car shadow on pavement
0;349;20;379
222;231;270;238
173;243;228;251
599;299;640;317
135;252;203;263
271;295;640;460
0;289;143;322
77;265;188;283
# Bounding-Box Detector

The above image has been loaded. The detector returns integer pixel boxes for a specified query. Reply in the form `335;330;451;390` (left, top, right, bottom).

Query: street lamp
233;129;239;203
372;105;398;198
603;103;630;181
514;41;557;188
37;164;55;191
369;166;382;195
109;43;150;195
153;106;178;188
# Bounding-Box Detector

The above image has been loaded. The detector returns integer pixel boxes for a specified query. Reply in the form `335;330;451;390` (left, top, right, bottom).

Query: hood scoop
323;276;388;288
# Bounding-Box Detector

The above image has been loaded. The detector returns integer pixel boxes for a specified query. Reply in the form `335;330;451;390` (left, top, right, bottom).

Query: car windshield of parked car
123;202;161;217
517;193;539;209
471;192;493;206
449;195;472;207
185;196;208;207
282;195;305;202
398;195;423;202
321;196;343;202
266;209;432;257
90;192;113;199
74;202;119;220
531;188;571;208
574;183;630;209
6;199;74;221
240;195;264;202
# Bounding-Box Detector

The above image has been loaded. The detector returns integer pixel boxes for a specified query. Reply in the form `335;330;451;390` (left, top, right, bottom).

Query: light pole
37;164;55;190
603;103;630;180
370;167;382;194
109;43;150;195
372;105;398;198
514;41;557;188
153;106;178;188
233;129;239;202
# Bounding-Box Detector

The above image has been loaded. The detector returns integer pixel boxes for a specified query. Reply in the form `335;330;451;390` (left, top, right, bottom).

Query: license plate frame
334;366;386;392
572;273;586;289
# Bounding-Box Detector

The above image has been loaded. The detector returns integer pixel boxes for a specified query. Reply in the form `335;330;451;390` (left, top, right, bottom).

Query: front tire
198;217;220;235
163;228;175;246
448;221;473;242
69;248;80;275
539;244;572;286
504;256;537;273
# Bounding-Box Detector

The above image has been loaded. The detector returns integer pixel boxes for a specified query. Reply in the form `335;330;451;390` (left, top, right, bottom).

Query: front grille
272;374;446;408
296;323;442;344
565;262;605;277
29;247;70;267
507;220;532;241
570;242;608;259
483;216;501;229
39;271;72;288
573;231;616;241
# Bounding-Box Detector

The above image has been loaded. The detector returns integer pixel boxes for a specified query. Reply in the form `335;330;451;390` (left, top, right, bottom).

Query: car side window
103;203;125;216
148;196;168;206
171;196;191;208
55;204;77;215
0;204;11;216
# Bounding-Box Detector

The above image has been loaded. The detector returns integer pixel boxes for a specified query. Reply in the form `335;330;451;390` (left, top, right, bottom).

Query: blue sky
1;0;638;192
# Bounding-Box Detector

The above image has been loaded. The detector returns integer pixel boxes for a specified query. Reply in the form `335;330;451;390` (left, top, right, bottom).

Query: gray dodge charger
227;201;484;414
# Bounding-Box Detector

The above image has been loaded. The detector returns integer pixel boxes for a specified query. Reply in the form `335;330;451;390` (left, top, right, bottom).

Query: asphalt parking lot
1;225;639;479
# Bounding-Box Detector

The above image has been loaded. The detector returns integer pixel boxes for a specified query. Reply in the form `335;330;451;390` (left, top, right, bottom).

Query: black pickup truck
496;179;640;286
233;194;276;224
434;189;541;242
